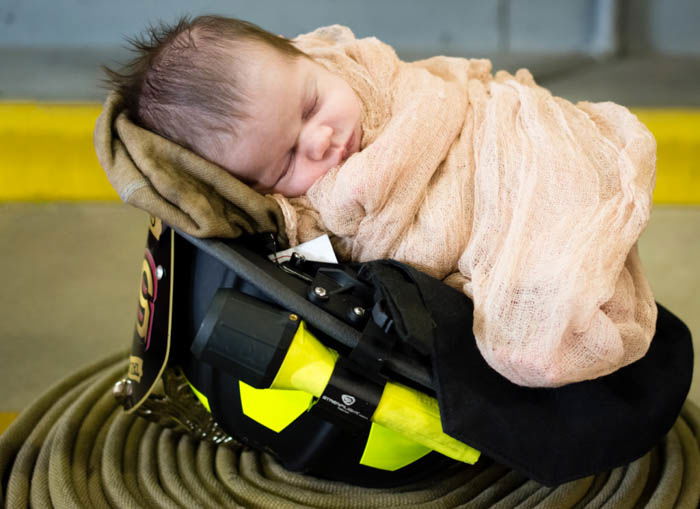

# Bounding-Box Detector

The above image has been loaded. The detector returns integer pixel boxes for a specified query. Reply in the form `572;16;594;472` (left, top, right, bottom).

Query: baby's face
219;45;362;197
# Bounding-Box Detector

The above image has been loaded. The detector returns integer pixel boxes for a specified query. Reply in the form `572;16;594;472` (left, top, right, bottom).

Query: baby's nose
306;125;333;161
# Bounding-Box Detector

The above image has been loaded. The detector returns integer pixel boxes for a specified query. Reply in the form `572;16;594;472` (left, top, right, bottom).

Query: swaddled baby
107;15;658;388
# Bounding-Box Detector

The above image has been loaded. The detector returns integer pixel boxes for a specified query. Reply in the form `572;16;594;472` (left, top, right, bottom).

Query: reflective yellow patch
239;381;313;433
187;381;211;412
360;422;432;471
270;319;338;396
373;382;481;464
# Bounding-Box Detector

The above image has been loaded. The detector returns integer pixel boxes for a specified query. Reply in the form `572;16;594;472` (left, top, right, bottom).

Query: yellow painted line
0;103;118;201
0;103;699;204
0;412;19;435
634;109;700;205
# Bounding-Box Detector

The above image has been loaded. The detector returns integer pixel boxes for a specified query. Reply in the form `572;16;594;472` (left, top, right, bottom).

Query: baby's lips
340;130;357;162
345;130;356;153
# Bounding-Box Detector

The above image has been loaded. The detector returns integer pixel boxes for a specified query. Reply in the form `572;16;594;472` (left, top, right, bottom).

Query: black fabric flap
397;260;694;486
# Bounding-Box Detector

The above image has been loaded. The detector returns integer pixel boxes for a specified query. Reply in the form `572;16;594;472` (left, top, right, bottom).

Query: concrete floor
0;203;144;410
0;202;698;410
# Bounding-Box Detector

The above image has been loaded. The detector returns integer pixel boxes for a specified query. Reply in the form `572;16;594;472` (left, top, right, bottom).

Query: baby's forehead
242;51;306;107
220;60;301;172
238;41;299;69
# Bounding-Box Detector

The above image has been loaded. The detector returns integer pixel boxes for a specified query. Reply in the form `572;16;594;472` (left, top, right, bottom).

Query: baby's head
106;15;362;197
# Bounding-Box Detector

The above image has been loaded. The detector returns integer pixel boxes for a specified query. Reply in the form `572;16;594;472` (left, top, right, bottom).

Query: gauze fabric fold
274;25;657;387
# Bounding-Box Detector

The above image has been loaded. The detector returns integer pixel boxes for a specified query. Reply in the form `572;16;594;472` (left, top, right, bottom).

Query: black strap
358;261;434;356
310;359;385;435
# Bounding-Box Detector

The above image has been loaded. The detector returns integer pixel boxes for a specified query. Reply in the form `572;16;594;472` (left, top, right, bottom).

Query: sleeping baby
104;15;658;388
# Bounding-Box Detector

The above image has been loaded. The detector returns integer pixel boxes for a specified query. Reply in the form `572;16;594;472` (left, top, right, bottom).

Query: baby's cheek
282;171;322;198
305;165;334;192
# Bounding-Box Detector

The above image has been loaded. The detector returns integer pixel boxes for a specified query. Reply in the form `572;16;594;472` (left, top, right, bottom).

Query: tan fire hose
1;352;699;508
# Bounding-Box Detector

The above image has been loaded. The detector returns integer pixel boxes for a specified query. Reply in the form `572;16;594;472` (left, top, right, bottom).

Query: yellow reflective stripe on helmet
373;382;480;464
187;380;211;412
239;381;313;433
271;319;339;396
241;320;332;433
186;376;312;433
360;422;432;471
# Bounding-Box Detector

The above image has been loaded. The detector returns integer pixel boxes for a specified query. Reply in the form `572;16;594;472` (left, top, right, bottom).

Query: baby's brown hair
104;15;305;161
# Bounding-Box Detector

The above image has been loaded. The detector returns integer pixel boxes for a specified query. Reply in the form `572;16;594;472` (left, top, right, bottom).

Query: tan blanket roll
94;92;286;242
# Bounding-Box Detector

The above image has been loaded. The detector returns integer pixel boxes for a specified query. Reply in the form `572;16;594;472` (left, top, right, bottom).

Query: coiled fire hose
1;352;699;508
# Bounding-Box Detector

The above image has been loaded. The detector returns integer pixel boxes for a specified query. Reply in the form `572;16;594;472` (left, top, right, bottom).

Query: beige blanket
275;26;658;387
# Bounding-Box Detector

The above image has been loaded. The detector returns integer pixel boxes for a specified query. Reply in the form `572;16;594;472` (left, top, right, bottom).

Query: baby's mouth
341;128;358;162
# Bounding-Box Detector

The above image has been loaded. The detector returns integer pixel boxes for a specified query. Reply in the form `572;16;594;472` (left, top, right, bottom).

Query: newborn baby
107;15;657;388
107;15;362;198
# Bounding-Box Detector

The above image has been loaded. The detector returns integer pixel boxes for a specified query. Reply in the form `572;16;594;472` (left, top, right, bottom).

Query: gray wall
1;0;698;57
0;0;616;57
620;0;700;55
647;0;700;54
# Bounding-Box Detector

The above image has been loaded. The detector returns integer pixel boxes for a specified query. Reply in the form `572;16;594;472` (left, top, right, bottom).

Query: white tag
269;234;338;264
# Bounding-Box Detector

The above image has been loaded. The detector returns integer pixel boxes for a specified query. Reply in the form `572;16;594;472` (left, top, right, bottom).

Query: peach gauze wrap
273;26;658;387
